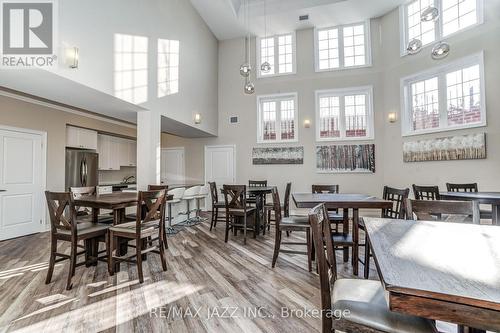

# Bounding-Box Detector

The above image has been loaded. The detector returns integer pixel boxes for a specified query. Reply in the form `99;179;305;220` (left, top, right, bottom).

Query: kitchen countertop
98;182;136;187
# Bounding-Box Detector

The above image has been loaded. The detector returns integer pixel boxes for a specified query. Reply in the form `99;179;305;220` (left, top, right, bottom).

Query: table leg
352;208;359;276
492;204;500;226
92;208;98;223
84;239;92;267
255;194;263;236
342;208;349;263
113;208;128;272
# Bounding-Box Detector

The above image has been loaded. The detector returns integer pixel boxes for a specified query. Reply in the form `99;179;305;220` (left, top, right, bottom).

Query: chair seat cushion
109;220;159;236
281;216;310;226
58;222;109;236
332;279;437;333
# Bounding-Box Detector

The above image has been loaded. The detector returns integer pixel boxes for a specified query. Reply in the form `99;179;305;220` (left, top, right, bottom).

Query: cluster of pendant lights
239;0;271;94
406;5;450;60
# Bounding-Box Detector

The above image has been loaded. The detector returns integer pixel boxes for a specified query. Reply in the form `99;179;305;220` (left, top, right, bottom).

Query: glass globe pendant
244;78;255;95
240;63;251;77
431;42;450;60
261;61;271;73
421;6;439;22
407;39;423;55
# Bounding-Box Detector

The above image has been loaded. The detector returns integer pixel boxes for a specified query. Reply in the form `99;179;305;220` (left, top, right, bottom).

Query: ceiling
190;0;408;40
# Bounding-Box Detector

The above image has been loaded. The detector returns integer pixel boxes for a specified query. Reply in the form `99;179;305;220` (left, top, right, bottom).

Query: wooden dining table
440;191;500;225
292;193;392;275
364;217;500;332
247;186;275;235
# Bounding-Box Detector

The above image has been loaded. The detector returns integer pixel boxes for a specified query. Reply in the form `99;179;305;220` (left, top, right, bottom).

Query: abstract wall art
403;133;486;162
252;146;304;165
316;144;375;173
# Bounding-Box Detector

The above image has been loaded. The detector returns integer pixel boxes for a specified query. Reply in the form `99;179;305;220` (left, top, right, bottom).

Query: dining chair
208;182;225;231
70;186;113;224
223;184;256;244
264;182;291;230
312;185;345;232
248;180;267;205
309;203;438;333
412;184;441;200
107;189;168;283
45;191;110;290
271;187;313;271
406;199;480;224
148;185;169;249
446;182;491;220
361;186;410;279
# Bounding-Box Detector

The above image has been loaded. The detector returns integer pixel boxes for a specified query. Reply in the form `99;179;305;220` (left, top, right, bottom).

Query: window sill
257;139;299;144
257;71;296;79
315;63;372;73
316;135;375;143
402;122;487;137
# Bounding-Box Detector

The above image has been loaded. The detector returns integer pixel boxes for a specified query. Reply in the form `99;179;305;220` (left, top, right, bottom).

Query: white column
137;110;161;190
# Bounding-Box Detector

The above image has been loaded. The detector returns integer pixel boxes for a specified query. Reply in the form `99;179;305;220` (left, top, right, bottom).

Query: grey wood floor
0;218;375;333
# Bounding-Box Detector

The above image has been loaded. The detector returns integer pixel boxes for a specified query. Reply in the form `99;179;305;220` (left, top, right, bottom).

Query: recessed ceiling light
407;39;423;55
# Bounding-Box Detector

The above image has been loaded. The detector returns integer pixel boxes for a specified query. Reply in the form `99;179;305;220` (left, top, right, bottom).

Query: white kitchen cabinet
97;135;120;170
127;140;137;167
118;139;137;167
66;126;98;150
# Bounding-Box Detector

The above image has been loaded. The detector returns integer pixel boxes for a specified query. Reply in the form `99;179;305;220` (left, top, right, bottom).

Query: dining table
440;191;500;225
364;217;500;333
247;186;275;235
292;193;392;276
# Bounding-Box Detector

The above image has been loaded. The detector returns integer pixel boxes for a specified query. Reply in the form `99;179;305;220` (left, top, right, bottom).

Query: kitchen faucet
122;175;136;184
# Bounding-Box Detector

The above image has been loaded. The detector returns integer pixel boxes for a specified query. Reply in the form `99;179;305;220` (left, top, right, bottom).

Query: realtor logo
1;0;57;68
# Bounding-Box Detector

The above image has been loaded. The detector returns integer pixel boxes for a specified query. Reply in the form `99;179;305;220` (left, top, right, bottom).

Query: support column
137;110;161;190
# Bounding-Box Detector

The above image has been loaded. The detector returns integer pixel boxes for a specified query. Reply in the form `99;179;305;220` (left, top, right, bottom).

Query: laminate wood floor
0;218;375;333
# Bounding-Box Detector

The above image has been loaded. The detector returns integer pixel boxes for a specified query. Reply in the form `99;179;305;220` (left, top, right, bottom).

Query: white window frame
256;32;297;78
315;86;375;142
257;92;299;143
399;0;484;56
400;51;486;136
314;20;372;72
157;38;180;98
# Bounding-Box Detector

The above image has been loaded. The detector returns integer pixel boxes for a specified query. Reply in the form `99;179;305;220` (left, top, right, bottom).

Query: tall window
315;86;374;141
158;39;179;98
114;34;148;104
257;33;296;77
257;93;298;143
315;21;371;71
401;52;485;135
401;0;483;55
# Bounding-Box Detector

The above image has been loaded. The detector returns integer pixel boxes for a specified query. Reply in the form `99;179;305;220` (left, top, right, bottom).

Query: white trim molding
256;92;299;144
256;32;297;79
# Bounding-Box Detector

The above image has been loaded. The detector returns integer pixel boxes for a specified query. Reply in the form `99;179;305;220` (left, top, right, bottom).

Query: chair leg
286;230;290;237
224;215;230;243
159;233;168;272
364;234;371;279
243;215;247;245
66;242;77;290
136;238;144;283
107;231;114;276
210;207;215;231
272;229;281;268
45;235;56;284
306;228;312;272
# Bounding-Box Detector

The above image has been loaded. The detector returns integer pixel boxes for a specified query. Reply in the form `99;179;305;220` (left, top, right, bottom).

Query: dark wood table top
247;186;275;193
292;193;393;209
166;183;204;189
364;217;500;331
440;191;500;204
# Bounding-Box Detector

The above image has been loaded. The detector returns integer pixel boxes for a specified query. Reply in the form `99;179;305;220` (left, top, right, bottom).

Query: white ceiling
190;0;408;40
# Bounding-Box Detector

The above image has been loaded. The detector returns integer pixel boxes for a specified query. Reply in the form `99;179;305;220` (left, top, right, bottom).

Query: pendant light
244;77;255;94
243;0;255;94
260;0;271;73
239;0;251;77
407;38;423;55
431;41;450;60
421;6;439;22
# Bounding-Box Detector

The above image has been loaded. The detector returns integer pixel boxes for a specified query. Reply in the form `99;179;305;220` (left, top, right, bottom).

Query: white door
0;128;45;240
161;148;185;185
204;145;236;210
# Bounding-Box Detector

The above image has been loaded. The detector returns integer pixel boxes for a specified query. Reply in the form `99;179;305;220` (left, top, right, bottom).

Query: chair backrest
412;184;440;200
45;191;77;234
136;190;167;233
209;182;218;204
446;183;478;192
382;186;410;219
249;180;267;187
407;199;480;224
271;187;282;228
168;187;185;200
312;185;339;194
198;184;209;196
183;185;200;197
223;185;247;211
70;186;96;216
309;203;337;333
283;182;292;217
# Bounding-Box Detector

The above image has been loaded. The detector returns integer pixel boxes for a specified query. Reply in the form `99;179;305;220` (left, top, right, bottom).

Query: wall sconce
194;113;201;124
388;112;397;123
67;47;79;69
304;119;311;128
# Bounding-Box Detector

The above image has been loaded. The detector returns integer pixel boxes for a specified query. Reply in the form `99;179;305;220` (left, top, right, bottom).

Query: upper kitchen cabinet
119;139;137;167
97;134;120;171
66;126;98;150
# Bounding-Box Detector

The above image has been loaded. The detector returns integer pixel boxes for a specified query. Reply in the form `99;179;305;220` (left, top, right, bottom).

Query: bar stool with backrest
166;187;184;234
223;184;256;245
193;184;209;223
248;180;267;206
148;185;169;249
406;199;480;224
107;189;168;283
308;203;438;333
270;187;313;271
45;191;110;290
446;182;492;219
361;186;410;279
264;182;292;231
180;186;201;226
412;184;440;200
312;185;345;232
209;182;225;231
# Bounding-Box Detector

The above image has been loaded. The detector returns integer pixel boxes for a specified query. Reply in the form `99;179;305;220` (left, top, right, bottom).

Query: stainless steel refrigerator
65;149;99;190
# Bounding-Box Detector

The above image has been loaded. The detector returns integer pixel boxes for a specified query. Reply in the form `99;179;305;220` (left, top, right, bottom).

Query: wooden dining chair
209;181;226;231
248;180;267;206
412;184;441;200
264;182;292;230
446;182;491;220
271;187;313;271
45;191;110;290
107;190;168;283
309;203;438;333
148;185;169;249
407;199;480;224
312;185;345;232
362;186;410;279
223;185;256;245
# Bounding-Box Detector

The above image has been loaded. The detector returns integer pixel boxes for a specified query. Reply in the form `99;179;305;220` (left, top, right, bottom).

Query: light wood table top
364;217;500;332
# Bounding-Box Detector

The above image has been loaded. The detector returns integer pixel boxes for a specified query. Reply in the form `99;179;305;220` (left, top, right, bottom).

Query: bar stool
193;185;209;223
166;187;185;234
180;186;200;226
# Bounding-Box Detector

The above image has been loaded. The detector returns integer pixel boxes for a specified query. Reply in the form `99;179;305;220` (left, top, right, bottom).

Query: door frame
161;147;185;184
0;124;48;232
204;144;237;184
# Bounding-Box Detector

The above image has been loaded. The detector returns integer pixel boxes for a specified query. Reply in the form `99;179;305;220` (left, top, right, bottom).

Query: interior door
161;148;185;185
204;145;236;210
0;128;44;240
